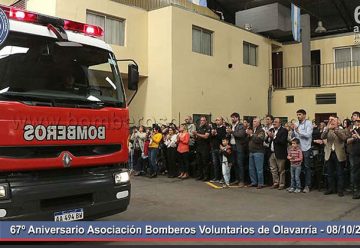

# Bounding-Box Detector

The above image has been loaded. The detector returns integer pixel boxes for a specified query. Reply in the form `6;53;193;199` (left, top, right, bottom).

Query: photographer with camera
321;115;349;197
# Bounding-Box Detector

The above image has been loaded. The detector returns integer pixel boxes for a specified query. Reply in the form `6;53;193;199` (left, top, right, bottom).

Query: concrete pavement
99;175;360;245
103;175;360;222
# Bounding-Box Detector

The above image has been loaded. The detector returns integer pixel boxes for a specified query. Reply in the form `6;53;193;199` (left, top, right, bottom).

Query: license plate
54;208;84;222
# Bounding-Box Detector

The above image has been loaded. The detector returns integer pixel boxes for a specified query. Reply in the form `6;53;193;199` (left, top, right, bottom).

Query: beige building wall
0;0;17;6
133;7;173;127
26;0;57;16
272;33;359;121
282;33;356;68
271;86;360;122
53;2;272;124
172;6;271;124
54;0;148;77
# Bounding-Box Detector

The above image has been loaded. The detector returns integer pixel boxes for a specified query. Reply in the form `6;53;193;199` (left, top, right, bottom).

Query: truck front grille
0;144;121;159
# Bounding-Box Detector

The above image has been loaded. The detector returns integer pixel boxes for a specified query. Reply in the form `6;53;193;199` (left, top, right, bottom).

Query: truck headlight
114;172;130;184
0;184;9;200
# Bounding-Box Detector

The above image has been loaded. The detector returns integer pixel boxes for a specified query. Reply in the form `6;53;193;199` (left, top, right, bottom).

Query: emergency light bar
64;20;104;37
0;5;104;37
9;7;37;22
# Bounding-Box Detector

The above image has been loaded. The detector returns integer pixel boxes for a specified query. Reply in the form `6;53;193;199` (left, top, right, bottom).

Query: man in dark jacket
247;117;266;189
193;116;211;181
267;118;288;190
228;113;248;187
348;117;360;199
210;117;227;182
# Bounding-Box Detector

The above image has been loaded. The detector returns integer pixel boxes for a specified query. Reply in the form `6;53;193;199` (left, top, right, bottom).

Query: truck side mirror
128;64;139;91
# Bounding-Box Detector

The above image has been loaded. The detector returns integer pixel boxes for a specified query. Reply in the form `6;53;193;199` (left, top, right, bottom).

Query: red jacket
143;140;150;156
177;132;190;153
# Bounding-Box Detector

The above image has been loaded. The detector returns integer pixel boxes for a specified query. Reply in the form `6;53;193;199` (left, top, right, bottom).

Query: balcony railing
270;61;360;89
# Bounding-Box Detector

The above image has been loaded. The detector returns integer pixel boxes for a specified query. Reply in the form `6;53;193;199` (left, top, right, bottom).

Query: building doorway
315;113;336;124
311;50;321;87
272;52;283;88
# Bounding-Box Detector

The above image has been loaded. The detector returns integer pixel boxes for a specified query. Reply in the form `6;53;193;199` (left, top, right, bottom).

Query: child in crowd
219;138;233;188
287;138;303;193
141;128;151;175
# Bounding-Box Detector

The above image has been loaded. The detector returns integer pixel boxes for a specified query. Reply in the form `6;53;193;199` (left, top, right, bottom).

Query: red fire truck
0;5;138;220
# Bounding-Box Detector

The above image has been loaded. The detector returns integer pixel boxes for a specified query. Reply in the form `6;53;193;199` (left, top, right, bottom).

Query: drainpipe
268;85;272;115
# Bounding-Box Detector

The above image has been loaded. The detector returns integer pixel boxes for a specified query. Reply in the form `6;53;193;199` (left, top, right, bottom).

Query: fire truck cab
0;6;137;221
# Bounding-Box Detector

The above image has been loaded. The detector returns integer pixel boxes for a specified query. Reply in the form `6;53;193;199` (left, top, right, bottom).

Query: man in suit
321;115;349;197
267;118;289;190
228;113;248;187
263;115;275;186
348;117;360;199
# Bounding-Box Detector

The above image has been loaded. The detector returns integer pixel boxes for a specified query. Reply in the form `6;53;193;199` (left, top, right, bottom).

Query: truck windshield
0;32;125;108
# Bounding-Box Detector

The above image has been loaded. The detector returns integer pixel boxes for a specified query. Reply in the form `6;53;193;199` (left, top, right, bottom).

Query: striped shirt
288;147;303;166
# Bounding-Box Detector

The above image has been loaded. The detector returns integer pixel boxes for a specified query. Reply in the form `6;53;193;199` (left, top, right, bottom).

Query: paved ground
104;175;360;222
98;175;360;245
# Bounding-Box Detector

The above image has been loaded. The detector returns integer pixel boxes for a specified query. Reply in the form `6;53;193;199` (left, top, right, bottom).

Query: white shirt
263;124;274;148
165;134;178;148
270;128;279;152
294;120;313;152
230;122;239;145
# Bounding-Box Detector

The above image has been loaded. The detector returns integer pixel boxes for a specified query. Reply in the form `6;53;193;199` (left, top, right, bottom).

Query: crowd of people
128;110;360;199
